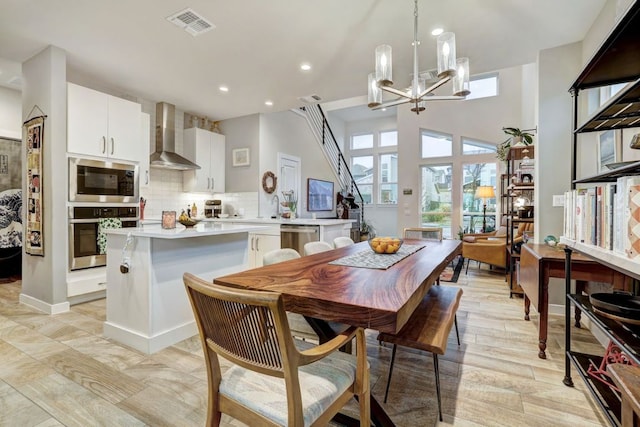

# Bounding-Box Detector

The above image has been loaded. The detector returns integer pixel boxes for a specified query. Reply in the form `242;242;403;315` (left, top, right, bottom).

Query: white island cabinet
103;222;269;354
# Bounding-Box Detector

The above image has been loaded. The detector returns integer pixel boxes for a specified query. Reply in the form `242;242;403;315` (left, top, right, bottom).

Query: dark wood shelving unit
505;146;534;298
564;2;640;425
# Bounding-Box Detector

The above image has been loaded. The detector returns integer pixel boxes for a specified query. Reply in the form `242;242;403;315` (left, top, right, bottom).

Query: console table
519;243;628;358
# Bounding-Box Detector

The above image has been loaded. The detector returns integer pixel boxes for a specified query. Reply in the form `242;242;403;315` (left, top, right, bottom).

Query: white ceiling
0;0;606;121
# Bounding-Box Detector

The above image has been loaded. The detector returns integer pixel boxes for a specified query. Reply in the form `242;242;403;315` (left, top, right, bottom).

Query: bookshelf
562;2;640;425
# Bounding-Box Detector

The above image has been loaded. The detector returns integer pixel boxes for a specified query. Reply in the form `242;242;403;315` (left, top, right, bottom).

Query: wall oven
69;157;139;203
69;206;138;270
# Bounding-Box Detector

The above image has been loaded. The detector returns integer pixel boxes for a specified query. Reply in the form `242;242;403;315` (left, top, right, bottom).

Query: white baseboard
103;321;198;354
19;293;70;315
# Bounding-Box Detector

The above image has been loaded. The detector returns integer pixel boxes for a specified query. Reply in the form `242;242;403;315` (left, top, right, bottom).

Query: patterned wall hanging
23;107;46;256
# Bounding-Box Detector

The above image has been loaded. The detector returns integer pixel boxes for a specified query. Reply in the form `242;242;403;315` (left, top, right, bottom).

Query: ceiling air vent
298;94;322;104
166;8;215;36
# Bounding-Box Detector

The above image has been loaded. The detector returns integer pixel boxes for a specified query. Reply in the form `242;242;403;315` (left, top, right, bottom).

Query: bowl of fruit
368;236;403;254
178;211;200;227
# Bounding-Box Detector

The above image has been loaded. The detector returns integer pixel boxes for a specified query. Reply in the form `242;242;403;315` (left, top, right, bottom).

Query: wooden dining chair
402;227;443;241
183;272;371;427
303;241;334;256
333;236;355;248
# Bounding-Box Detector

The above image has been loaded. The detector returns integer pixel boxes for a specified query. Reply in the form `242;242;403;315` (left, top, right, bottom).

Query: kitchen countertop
141;217;355;226
105;222;271;239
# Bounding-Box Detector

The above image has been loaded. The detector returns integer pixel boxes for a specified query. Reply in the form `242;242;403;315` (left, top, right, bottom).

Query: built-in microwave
69;157;139;203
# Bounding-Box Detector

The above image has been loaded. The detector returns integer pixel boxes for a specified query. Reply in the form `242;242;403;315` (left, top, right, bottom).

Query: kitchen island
103;222;271;354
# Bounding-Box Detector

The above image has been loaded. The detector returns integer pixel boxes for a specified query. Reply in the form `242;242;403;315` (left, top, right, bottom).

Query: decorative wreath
262;171;277;194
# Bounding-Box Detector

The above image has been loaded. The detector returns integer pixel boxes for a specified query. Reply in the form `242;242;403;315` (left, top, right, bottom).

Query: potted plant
497;127;534;161
360;220;371;241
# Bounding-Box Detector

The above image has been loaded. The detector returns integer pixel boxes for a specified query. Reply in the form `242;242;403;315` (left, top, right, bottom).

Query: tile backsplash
140;168;258;219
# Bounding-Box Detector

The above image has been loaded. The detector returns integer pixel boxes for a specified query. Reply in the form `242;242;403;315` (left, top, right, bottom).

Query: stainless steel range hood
150;102;200;170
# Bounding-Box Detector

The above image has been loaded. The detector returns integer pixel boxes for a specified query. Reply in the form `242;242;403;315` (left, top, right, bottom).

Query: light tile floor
0;266;608;426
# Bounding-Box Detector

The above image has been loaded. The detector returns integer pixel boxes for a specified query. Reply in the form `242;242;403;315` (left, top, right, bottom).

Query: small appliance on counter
205;199;222;218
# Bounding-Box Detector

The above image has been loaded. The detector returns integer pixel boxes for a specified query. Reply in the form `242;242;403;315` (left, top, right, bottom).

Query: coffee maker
205;199;222;218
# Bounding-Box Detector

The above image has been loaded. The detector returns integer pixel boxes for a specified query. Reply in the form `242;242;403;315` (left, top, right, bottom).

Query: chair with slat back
402;227;443;241
183;272;370;427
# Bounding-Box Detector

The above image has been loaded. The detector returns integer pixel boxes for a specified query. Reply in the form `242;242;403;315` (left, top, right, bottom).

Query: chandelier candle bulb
375;44;393;86
437;32;457;78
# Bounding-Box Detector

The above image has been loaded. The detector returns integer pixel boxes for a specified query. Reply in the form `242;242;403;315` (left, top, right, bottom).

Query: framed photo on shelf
597;129;621;173
232;148;250;167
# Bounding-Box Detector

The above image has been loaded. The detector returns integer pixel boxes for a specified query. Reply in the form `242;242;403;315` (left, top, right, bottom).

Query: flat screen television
307;178;334;212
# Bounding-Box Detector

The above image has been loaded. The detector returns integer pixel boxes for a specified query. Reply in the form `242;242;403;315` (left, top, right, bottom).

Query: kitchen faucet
271;194;280;218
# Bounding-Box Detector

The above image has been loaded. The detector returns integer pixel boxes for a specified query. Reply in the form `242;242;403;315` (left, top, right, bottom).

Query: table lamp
475;186;496;232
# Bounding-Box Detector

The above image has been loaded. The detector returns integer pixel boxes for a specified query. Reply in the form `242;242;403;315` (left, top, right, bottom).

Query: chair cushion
220;340;358;426
462;236;476;243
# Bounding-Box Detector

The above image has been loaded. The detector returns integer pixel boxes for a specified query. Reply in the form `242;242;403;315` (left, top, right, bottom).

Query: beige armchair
462;219;534;273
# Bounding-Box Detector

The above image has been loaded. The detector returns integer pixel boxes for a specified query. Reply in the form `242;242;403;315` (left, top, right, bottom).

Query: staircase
300;104;365;223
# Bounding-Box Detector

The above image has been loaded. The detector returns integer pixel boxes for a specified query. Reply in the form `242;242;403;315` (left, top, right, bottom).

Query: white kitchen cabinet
183;127;225;193
320;222;352;244
139;112;151;188
67;82;141;162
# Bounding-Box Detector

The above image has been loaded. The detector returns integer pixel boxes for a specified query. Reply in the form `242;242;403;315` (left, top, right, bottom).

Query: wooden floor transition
0;266;608;426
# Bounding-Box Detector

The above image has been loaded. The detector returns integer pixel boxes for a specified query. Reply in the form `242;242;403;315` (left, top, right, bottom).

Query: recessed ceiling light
219;86;229;92
265;100;273;106
300;63;312;71
431;28;443;36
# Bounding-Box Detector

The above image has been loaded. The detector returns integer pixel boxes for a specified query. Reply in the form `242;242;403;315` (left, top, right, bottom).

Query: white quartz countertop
141;217;354;226
105;222;272;239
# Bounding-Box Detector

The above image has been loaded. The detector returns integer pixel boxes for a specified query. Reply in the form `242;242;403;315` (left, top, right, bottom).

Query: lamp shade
475;186;495;200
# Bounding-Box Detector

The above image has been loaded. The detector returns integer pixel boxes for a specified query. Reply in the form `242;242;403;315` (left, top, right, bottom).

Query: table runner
329;244;425;270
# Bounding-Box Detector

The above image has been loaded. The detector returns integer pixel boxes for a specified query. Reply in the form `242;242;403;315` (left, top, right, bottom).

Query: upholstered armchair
462;219;534;272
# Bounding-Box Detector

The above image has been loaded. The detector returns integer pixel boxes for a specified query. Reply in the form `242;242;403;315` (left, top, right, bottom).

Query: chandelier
367;0;470;114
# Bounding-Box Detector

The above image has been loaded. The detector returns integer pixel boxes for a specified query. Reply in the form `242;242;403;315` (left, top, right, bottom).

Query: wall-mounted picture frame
232;148;250;167
307;178;334;212
597;129;621;173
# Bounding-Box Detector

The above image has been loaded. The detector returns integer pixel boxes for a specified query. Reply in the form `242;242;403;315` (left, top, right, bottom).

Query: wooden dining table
214;238;462;427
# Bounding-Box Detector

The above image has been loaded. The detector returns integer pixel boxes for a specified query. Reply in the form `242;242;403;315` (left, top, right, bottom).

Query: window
466;73;498;100
380;130;397;147
352;133;373;150
379;153;398;204
462;137;497;155
461;162;497;233
348;129;397;204
420;165;452;232
351;155;373;204
421;130;452;158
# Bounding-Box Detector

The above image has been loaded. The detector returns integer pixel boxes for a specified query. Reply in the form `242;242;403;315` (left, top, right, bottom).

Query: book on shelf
564;178;640;260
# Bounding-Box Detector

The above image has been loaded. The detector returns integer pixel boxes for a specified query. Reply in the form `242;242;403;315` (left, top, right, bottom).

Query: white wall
258;110;336;218
0;86;21;138
21;46;69;312
220;114;260;193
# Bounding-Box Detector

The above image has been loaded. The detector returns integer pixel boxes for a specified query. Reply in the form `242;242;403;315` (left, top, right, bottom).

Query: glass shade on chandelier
366;0;470;114
375;45;393;86
368;73;382;108
436;32;456;78
453;57;470;97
